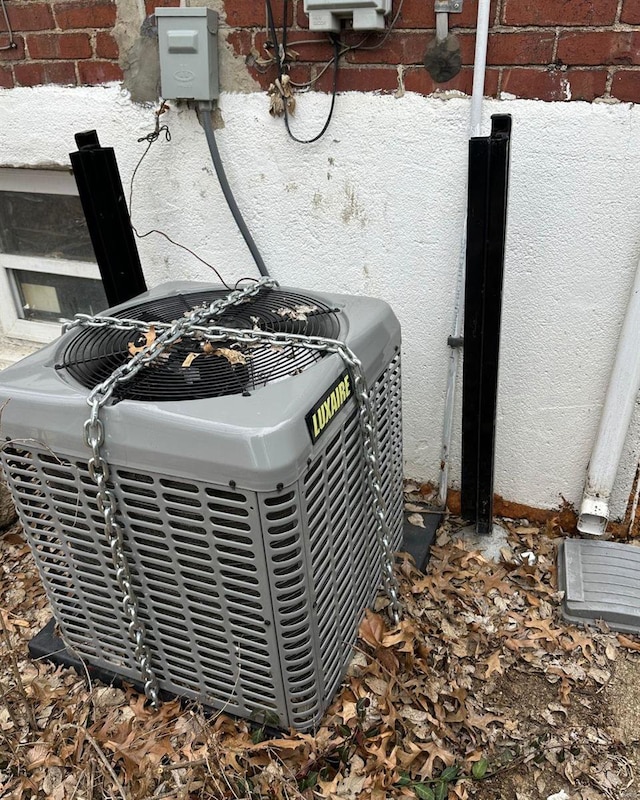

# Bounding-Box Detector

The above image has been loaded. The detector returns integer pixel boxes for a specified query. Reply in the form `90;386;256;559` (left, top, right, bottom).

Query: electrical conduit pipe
578;258;640;535
437;0;491;508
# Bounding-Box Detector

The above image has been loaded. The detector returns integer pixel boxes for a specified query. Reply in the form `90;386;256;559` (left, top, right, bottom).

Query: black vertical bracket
461;114;512;534
70;130;147;307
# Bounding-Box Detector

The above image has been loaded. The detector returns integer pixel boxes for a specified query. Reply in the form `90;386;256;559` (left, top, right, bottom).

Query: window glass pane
11;269;108;322
0;191;95;261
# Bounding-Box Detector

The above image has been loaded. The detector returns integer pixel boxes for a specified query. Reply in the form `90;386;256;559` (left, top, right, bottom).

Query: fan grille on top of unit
58;289;341;402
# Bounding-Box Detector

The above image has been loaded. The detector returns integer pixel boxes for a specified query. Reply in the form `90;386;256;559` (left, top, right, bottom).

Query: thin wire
234;276;260;289
353;0;405;50
289;42;351;89
0;0;16;51
254;41;336;74
137;101;171;144
281;37;329;48
127;106;233;290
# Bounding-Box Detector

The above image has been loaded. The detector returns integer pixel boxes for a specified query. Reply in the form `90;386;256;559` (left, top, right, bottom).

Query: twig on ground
61;724;129;800
161;758;207;771
0;609;37;729
0;674;23;731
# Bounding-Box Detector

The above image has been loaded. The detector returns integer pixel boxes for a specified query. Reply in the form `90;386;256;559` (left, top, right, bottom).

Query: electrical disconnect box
303;0;391;31
156;7;219;102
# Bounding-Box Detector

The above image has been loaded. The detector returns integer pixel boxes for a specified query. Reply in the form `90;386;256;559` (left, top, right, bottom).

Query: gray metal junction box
0;282;403;730
304;0;391;31
156;7;219;102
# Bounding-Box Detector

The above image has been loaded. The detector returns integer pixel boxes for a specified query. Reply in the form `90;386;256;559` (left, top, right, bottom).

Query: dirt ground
1;497;640;800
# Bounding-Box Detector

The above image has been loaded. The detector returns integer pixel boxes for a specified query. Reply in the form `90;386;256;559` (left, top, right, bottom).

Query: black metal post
70;130;147;307
461;114;512;534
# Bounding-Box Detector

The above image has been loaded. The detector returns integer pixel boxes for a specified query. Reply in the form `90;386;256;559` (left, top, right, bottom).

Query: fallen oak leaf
339;701;359;723
476;569;513;595
441;686;467;724
459;550;489;568
483;650;504;679
405;502;429;512
250;737;309;751
464;710;504;734
276;304;318;321
617;634;640;652
524;618;561;642
359;610;386;649
422;741;456;777
558;677;572;706
381;620;416;650
25;744;64;771
504;637;537;652
202;344;248;365
366;733;398;771
182;352;200;368
562;628;595;660
365;677;389;697
587;666;610;685
400;707;429;725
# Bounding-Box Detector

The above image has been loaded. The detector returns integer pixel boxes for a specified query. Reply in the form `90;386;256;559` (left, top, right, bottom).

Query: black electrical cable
283;37;339;144
266;0;341;145
198;105;270;278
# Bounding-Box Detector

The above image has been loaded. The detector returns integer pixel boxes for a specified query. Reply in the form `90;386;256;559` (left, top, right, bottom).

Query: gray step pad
558;539;640;635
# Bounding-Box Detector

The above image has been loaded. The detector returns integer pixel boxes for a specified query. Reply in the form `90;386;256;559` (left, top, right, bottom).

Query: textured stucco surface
1;84;639;517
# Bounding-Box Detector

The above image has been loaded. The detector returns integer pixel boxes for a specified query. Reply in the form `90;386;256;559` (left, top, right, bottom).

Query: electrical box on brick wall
303;0;391;31
156;7;219;101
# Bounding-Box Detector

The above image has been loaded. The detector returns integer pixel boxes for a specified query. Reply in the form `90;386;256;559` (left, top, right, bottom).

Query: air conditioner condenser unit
0;282;403;731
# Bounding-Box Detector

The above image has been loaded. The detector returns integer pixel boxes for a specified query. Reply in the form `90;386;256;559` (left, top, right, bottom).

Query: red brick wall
1;0;640;102
0;0;121;88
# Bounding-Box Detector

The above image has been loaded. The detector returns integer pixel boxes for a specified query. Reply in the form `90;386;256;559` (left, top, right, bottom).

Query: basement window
0;168;107;344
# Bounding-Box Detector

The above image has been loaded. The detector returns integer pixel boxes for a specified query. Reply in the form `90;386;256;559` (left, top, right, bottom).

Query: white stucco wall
1;84;639;517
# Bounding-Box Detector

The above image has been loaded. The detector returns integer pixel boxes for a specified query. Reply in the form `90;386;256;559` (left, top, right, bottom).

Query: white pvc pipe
578;259;640;535
437;0;491;509
469;0;491;137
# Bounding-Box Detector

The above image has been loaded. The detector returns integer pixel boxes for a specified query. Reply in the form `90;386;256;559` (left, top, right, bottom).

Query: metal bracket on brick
435;0;464;13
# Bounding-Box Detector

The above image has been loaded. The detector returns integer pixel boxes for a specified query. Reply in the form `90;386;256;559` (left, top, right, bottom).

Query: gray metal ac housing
0;282;403;731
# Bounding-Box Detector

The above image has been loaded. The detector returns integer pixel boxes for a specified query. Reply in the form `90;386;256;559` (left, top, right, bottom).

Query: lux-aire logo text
308;372;352;443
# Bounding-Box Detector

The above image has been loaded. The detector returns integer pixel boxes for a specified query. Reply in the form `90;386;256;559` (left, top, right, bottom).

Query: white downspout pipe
578;258;640;535
437;0;491;508
469;0;491;137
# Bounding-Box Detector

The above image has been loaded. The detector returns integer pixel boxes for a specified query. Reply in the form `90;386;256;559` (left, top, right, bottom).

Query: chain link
76;277;401;707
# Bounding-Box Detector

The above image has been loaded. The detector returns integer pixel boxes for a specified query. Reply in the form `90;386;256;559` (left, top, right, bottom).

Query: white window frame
0;167;103;344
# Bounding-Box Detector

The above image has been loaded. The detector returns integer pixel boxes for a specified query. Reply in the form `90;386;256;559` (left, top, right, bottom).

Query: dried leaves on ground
1;510;639;800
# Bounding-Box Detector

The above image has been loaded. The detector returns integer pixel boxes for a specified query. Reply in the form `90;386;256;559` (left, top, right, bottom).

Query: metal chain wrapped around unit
71;278;401;707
